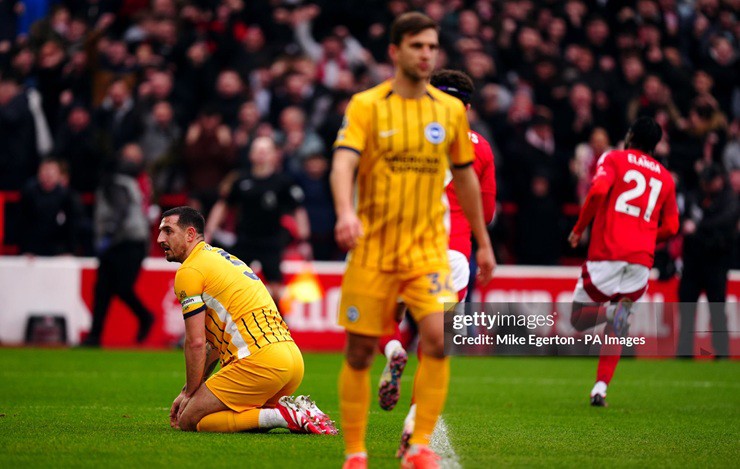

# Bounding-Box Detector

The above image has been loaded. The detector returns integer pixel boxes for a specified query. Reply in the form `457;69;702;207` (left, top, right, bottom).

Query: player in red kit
376;69;496;456
568;117;679;407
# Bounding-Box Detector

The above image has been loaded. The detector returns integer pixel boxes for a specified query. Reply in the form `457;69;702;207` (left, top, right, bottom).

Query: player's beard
162;245;180;263
399;61;431;84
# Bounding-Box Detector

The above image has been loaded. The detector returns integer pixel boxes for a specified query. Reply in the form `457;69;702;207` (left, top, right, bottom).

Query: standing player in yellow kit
157;206;336;435
330;12;495;469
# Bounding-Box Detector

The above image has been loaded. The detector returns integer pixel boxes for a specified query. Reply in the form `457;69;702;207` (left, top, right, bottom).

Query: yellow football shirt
334;80;474;271
174;241;292;367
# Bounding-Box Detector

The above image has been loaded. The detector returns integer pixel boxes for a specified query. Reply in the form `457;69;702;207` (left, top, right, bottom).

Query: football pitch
0;348;737;468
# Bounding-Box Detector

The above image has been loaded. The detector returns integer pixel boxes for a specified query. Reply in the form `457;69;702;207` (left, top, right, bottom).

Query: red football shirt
574;149;679;267
445;130;497;259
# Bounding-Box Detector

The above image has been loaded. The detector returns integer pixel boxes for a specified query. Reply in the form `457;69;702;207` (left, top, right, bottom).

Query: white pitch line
430;416;462;469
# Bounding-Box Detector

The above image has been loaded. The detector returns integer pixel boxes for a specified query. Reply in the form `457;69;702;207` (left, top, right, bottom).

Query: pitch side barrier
0;258;738;356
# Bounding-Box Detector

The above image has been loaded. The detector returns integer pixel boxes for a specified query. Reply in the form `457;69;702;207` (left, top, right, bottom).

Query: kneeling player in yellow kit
158;206;336;434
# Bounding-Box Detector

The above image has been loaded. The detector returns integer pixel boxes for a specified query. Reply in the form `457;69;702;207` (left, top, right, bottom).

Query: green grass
0;349;737;468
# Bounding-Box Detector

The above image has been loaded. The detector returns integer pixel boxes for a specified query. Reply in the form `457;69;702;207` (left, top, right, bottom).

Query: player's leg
258;249;285;304
393;251;469;456
85;252;116;346
591;264;649;406
263;341;338;434
339;331;379;456
401;266;457;464
111;241;154;343
378;303;409;411
571;262;623;406
570;262;615;331
677;264;702;357
177;382;230;431
378;303;406;355
704;264;729;358
192;341;325;433
337;264;399;464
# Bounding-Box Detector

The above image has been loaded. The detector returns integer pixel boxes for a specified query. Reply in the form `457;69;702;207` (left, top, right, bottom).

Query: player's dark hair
430;69;475;105
162;206;205;236
625;116;662;153
390;12;438;45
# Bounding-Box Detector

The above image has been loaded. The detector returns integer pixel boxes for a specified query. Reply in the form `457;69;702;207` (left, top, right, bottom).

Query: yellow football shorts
338;262;457;336
205;340;304;412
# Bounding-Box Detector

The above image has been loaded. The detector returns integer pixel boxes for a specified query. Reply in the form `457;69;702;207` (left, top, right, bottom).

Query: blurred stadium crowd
0;0;738;269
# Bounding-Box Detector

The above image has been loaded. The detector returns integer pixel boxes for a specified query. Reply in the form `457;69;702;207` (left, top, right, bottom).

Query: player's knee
178;410;199;432
421;334;445;359
345;341;376;369
570;313;584;331
570;303;587;331
346;346;374;369
345;333;378;369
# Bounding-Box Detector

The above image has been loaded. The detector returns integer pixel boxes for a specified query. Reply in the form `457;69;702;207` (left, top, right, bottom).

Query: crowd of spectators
0;0;738;269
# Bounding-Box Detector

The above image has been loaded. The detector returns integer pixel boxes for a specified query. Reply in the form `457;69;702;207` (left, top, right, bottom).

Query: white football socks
591;380;608;397
384;339;404;360
259;408;287;429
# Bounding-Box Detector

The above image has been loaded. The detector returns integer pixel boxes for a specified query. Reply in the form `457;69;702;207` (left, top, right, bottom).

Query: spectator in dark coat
19;158;82;256
54;105;101;193
94;79;142;156
0;76;38;191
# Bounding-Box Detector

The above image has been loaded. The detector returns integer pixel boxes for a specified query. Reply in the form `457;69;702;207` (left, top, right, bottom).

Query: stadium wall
0;258;738;356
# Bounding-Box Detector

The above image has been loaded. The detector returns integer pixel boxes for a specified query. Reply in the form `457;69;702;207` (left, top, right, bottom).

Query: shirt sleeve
281;176;305;212
174;267;206;319
657;181;680;241
226;177;240;205
473;136;497;223
333;95;369;155
449;104;475;168
591;151;617;187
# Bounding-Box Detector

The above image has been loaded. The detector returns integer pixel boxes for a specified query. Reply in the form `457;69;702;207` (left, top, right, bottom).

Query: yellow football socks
339;360;370;454
409;354;449;446
196;409;261;432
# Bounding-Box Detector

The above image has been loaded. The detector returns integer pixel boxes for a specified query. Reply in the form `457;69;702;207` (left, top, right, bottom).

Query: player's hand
475;245;495;286
176;395;191;426
297;240;313;260
335;212;363;251
170;391;187;429
568;230;581;248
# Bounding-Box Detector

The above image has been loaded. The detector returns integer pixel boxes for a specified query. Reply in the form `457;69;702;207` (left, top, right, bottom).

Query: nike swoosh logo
379;129;398;138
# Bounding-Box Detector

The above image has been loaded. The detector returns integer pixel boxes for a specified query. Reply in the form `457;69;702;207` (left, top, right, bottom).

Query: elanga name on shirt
627;153;661;174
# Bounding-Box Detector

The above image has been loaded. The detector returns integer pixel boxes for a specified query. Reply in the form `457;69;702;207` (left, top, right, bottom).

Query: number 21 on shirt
614;169;663;222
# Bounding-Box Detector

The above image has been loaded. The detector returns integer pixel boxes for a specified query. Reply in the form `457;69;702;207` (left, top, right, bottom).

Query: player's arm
294;207;310;240
282;179;310;241
182;308;207;396
476;142;497;224
204;200;227;244
656;188;680;242
452;165;495;285
204;172;240;243
172;309;207;427
330;96;367;250
451;109;495;285
285;181;312;257
170;268;208;427
202;342;219;380
331;149;362;250
569;154;616;247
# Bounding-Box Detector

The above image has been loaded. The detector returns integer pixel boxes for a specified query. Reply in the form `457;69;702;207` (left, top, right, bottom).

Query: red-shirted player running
377;69;497;456
568;116;679;407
